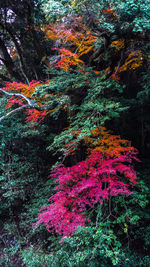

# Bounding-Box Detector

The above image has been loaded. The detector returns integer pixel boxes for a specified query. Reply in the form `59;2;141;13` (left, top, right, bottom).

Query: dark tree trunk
0;37;23;81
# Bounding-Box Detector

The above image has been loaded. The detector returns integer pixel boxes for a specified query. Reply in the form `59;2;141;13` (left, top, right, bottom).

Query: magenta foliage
36;151;137;237
6;96;24;108
25;109;47;123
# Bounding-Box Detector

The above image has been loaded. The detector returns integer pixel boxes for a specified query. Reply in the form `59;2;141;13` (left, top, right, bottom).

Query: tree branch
0;88;33;106
0;88;60;122
0;104;30;122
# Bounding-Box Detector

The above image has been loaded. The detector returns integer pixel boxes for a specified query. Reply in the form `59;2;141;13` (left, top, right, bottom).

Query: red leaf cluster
36;146;138;237
3;81;50;123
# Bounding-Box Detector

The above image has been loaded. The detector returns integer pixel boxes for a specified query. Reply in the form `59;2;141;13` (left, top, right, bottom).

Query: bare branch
0;104;30;122
0;88;36;122
0;88;67;122
0;88;33;106
0;102;55;122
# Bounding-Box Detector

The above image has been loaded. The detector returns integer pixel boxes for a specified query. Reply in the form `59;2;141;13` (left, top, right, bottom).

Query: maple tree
41;13;147;81
36;128;138;237
42;17;97;70
0;0;150;265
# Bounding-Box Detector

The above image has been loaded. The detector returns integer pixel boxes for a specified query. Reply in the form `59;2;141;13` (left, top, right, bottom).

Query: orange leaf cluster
3;80;53;123
53;48;83;71
42;17;97;70
64;127;137;158
118;50;143;72
25;108;56;123
85;127;136;158
111;39;125;51
25;109;48;123
4;81;43;98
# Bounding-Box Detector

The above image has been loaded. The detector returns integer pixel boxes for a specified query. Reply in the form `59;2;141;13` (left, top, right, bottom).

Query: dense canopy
0;0;150;266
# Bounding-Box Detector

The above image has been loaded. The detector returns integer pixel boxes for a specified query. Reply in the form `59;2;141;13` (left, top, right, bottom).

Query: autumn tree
36;127;138;237
0;0;150;266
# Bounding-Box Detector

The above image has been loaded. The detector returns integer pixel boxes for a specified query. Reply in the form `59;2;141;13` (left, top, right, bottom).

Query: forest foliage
0;0;150;266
